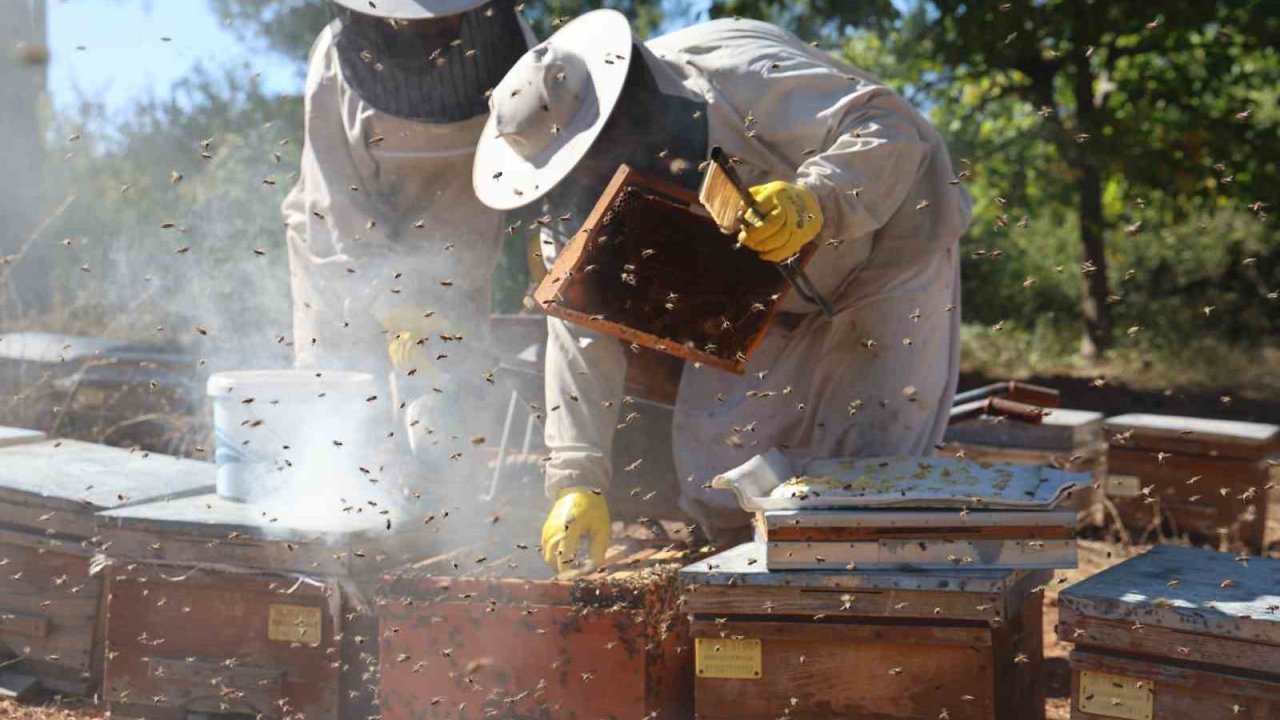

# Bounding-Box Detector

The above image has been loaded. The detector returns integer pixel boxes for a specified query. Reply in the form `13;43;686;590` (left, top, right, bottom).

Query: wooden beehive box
1058;544;1280;720
943;408;1108;524
376;543;699;720
1101;414;1280;550
96;493;392;720
680;543;1048;720
0;439;212;696
533;165;807;374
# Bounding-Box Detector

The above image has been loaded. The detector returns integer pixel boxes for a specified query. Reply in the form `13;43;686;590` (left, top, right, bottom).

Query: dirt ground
0;540;1139;720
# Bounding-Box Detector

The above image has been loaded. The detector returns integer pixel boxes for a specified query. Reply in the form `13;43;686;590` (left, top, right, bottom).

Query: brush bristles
698;164;747;234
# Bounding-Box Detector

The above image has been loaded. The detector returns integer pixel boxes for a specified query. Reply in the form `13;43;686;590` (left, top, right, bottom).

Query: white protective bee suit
283;8;534;453
538;19;973;535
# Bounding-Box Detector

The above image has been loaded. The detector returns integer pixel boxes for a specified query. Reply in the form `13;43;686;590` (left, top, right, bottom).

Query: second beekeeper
472;10;973;569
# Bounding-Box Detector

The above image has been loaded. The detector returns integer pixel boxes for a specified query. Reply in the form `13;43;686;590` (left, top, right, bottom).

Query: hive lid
1059;545;1280;645
0;331;188;365
679;542;1026;593
0;426;45;448
1104;413;1279;460
713;450;1085;512
95;492;393;576
945;408;1104;452
96;491;388;540
0;439;213;514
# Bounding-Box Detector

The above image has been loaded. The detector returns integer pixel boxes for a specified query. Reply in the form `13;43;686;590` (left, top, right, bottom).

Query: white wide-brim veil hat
472;9;635;211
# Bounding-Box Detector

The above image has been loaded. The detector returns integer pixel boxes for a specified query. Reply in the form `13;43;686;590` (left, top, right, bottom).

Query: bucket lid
206;369;377;398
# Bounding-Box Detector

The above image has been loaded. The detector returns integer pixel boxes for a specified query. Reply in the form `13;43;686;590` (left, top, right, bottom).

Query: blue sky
48;0;300;116
45;0;718;118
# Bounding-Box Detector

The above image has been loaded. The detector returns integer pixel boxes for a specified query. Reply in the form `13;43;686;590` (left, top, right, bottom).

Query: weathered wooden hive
680;543;1048;720
1102;414;1280;550
1058;544;1280;719
95;492;393;720
377;542;700;720
0;439;212;696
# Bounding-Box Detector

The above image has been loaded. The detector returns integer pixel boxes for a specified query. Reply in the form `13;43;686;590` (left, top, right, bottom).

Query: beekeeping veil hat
332;0;532;123
472;9;634;210
331;0;489;19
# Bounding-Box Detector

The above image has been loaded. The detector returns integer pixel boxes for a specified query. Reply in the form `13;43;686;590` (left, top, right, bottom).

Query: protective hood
334;0;528;123
529;46;709;243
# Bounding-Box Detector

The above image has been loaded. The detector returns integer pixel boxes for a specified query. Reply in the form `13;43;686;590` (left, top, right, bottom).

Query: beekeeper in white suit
283;0;533;455
473;10;972;569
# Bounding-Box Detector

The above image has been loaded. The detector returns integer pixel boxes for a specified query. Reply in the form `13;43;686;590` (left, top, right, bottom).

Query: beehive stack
680;543;1048;720
1101;414;1280;550
1058;545;1280;719
0;439;212;696
95;492;390;720
376;542;699;720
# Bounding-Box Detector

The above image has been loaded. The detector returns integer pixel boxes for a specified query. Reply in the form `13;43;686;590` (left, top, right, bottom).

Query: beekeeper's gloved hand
541;487;610;572
378;307;442;374
737;180;824;263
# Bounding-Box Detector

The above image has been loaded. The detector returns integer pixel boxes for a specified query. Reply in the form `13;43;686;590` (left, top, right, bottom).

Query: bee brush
698;147;834;317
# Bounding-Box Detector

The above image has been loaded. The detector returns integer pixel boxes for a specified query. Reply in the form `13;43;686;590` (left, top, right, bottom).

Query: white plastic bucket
207;370;378;503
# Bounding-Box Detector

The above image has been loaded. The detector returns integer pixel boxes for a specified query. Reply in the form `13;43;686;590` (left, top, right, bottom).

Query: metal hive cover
0;439;213;513
96;491;387;540
1060;545;1280;644
678;542;1024;593
713;449;1085;512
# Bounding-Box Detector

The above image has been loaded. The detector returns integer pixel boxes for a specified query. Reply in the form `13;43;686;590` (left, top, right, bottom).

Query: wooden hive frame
533;165;812;374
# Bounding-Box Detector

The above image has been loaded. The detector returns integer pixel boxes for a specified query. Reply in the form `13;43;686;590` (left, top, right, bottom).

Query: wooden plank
97;525;351;577
0;671;39;700
692;619;993;646
0;522;96;552
0;609;47;638
684;584;1007;623
945;408;1104;452
1105;413;1280;460
679;543;1029;593
1059;608;1280;677
1059;545;1280;645
692;618;1000;720
766;537;1078;571
767;523;1076;542
1070;649;1280;720
1105;447;1272;548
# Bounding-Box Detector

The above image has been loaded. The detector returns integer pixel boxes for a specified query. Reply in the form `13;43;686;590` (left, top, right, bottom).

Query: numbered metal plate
695;637;762;680
1079;670;1153;720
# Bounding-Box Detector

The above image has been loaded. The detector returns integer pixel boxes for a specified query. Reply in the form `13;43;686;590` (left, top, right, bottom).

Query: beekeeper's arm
538;231;626;571
739;88;929;272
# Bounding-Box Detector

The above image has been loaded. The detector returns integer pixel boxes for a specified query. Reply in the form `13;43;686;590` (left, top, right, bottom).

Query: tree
210;0;675;64
0;0;48;310
713;0;1280;359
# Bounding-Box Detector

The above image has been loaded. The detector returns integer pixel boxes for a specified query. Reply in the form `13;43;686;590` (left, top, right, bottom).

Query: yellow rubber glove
737;180;824;263
541;486;611;572
378;307;443;374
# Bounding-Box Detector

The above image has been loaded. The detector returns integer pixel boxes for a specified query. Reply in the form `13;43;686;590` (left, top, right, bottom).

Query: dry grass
961;325;1280;403
0;698;104;720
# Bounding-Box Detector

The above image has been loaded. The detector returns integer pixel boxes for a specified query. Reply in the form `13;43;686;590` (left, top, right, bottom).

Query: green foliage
711;0;1280;355
29;67;301;368
208;0;681;60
